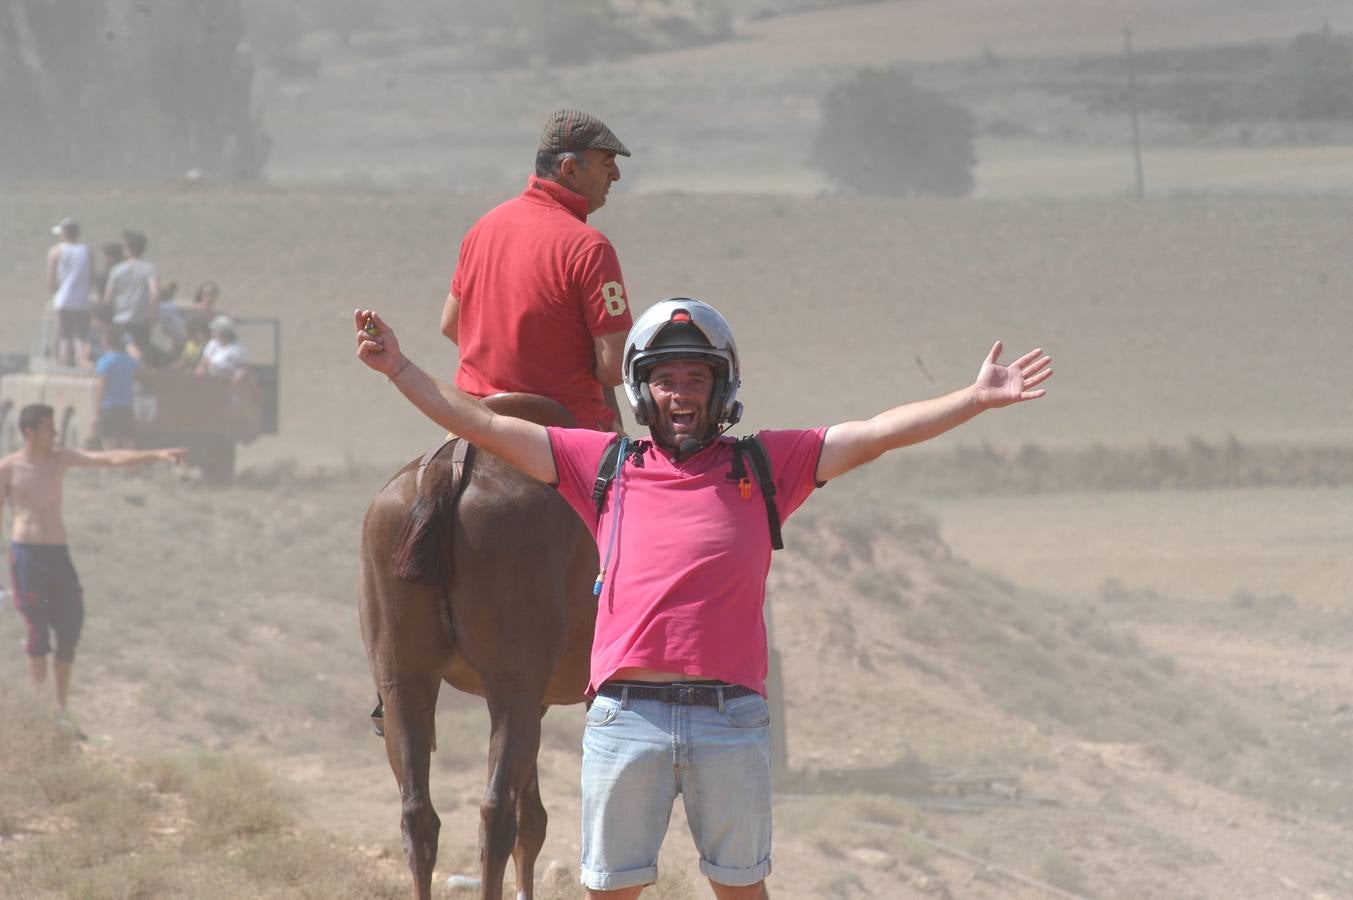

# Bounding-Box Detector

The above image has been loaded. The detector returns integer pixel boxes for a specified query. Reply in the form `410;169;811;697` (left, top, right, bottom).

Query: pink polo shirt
548;427;828;696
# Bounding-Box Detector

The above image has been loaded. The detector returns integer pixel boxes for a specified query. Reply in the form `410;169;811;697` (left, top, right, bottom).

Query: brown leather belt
596;681;758;707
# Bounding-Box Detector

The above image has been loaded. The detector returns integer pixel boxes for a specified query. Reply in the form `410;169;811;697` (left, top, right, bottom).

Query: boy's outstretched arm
63;447;187;468
816;341;1052;483
353;309;558;484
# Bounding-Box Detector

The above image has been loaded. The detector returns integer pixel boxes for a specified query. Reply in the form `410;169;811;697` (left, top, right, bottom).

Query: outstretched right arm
354;309;557;484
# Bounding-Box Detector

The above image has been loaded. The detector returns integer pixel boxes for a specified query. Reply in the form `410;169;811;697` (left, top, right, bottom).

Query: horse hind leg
380;676;444;900
479;696;545;900
510;710;549;900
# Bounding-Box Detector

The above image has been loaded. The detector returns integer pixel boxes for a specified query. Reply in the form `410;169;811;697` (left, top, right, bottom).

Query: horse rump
392;440;473;584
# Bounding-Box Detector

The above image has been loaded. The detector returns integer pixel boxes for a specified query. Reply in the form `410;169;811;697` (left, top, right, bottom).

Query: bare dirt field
651;0;1353;68
3;183;1352;899
5;188;1352;462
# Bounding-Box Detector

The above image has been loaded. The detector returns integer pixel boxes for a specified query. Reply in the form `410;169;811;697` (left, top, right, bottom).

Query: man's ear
558;156;578;183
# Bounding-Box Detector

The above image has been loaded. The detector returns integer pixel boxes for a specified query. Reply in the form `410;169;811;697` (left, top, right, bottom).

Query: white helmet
622;298;743;432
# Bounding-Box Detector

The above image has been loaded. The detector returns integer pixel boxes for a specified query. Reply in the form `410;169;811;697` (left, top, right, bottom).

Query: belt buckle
674;685;695;705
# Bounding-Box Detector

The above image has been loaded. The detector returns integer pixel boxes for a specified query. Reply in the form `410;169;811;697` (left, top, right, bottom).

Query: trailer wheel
199;436;236;485
59;407;89;450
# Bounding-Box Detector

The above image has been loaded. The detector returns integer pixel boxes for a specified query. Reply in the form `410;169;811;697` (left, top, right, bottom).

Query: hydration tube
593;437;631;597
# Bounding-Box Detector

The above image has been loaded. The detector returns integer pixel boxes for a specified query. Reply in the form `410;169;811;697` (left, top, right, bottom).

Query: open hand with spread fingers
354;308;407;378
973;341;1053;409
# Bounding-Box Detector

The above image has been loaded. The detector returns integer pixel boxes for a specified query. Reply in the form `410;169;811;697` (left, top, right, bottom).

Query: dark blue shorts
9;543;84;662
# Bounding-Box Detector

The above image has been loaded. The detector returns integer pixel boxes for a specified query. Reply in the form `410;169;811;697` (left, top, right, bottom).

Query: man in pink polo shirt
441;109;635;432
354;301;1053;899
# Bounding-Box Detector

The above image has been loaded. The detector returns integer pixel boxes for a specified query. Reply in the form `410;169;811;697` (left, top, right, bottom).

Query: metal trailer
0;316;280;483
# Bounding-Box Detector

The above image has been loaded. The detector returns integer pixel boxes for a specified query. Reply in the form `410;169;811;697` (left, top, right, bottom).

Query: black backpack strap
734;436;784;551
592;435;630;519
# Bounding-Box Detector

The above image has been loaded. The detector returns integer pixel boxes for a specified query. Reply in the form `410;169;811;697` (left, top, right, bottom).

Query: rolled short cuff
701;855;772;887
580;863;657;892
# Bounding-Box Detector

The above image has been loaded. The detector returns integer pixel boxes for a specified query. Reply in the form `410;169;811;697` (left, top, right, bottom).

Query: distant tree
0;0;107;179
321;0;380;47
811;67;976;198
1268;26;1353;119
513;0;628;66
0;0;269;183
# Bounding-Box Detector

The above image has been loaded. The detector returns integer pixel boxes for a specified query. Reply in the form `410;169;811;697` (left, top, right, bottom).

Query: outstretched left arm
816;342;1052;482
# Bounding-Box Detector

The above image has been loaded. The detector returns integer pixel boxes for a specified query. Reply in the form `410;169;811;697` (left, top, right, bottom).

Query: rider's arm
815;342;1052;483
59;447;186;469
593;331;626;387
440;292;460;346
356;310;558;484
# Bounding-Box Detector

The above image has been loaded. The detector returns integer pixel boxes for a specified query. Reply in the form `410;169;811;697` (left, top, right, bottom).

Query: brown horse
359;394;599;900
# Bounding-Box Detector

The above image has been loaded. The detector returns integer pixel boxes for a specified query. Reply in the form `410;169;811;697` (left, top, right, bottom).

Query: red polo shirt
451;176;633;431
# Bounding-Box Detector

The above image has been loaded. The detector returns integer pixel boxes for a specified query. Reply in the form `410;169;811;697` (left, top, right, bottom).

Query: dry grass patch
0;690;404;899
184;754;293;849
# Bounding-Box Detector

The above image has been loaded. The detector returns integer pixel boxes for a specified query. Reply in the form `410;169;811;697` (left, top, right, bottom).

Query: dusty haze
3;2;1352;898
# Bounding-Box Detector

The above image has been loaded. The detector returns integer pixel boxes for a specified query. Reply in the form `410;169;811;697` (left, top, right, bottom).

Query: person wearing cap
353;302;1053;899
196;315;248;382
46;217;94;367
102;229;161;363
440;109;635;433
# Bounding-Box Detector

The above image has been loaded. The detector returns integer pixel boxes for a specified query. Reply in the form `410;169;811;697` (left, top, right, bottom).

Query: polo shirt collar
525;175;589;222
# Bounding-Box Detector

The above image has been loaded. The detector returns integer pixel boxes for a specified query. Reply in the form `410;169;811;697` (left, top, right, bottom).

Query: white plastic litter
445;874;482;891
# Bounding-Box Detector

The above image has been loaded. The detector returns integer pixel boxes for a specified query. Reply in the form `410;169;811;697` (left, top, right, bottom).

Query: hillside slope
2;468;1349;898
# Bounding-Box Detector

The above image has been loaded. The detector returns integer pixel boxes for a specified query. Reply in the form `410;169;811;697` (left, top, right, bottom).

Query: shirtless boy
1;404;184;719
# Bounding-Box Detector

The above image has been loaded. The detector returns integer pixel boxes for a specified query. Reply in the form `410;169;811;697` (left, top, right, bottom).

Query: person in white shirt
46;218;93;367
195;315;248;382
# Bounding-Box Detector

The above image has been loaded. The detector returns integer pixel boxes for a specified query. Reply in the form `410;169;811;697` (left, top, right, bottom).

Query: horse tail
392;439;473;585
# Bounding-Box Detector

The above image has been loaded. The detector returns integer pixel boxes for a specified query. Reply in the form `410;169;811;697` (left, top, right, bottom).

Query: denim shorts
580;686;773;891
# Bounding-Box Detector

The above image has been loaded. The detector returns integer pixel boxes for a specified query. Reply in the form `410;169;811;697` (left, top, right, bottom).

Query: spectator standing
186;280;221;328
355;301;1053;899
152;280;188;364
92;240;125;316
94;328;140;450
102;230;159;361
46;217;93;367
1;404;184;729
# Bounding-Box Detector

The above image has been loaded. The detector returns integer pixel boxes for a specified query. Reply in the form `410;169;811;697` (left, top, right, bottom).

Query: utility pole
1124;26;1146;199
